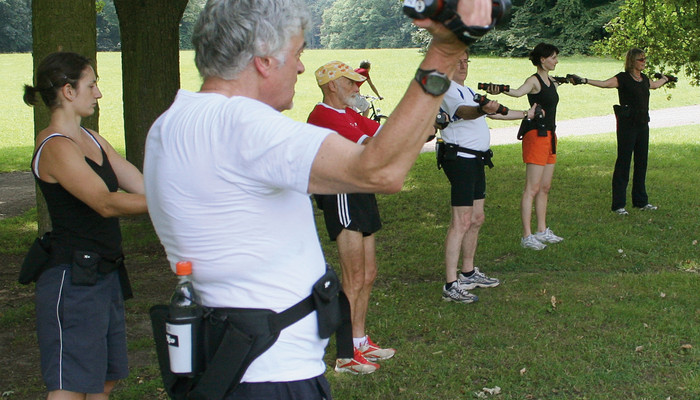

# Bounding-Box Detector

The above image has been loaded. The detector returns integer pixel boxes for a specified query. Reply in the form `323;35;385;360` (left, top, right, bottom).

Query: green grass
1;51;699;399
2;50;698;172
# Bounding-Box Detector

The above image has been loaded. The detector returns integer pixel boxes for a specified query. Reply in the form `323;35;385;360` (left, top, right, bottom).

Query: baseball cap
315;61;366;86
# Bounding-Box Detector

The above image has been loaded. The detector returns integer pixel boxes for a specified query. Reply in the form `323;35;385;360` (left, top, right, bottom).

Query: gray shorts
35;264;128;393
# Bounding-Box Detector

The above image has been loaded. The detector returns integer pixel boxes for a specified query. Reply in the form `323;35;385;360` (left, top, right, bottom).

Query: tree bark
114;0;189;171
31;0;97;234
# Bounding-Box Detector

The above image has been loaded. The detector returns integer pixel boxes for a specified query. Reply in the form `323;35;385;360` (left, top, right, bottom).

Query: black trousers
612;119;649;210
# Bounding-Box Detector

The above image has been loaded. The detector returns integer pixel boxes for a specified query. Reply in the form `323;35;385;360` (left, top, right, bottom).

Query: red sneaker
359;335;396;361
335;347;379;375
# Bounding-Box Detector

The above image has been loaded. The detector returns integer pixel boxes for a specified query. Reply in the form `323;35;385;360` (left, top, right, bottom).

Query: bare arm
488;103;539;120
502;75;539;98
650;75;670;89
308;0;491;195
586;76;618;89
39;137;147;217
366;77;383;99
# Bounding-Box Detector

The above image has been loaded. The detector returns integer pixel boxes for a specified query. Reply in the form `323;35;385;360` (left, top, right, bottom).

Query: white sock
353;336;368;348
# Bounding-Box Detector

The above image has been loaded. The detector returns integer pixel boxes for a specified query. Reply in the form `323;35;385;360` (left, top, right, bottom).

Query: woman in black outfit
24;52;147;399
579;48;672;215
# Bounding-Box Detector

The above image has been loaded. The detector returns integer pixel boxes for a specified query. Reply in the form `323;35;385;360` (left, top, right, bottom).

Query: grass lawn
1;49;698;172
2;123;698;398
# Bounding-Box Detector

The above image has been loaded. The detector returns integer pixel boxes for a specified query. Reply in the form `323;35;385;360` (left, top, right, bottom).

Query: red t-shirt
307;103;380;144
355;68;369;87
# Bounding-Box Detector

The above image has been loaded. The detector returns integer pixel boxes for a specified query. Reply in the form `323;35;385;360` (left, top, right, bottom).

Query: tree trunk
114;0;189;171
31;0;97;235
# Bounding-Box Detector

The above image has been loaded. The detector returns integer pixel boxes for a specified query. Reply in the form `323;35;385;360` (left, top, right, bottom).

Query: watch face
424;73;450;94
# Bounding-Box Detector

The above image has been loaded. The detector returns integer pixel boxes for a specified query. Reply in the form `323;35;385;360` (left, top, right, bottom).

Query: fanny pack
150;266;352;400
436;139;494;170
18;232;52;285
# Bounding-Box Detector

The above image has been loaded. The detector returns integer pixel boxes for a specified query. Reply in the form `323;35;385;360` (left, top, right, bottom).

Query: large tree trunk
114;0;189;171
31;0;97;234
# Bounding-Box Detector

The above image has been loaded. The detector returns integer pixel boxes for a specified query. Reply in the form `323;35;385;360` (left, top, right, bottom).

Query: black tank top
527;74;559;132
616;71;650;124
31;129;123;261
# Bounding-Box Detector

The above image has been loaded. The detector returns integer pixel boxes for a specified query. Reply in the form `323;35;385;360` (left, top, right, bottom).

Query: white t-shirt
144;90;333;383
440;81;491;157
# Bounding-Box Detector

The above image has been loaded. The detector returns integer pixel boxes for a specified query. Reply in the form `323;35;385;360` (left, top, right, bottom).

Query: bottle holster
150;266;351;400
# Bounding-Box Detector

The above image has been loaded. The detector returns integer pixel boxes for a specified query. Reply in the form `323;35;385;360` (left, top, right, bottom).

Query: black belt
453;145;494;168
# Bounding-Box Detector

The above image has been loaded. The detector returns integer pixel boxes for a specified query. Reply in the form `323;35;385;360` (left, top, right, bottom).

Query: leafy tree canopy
0;0;32;52
594;0;700;85
321;0;414;49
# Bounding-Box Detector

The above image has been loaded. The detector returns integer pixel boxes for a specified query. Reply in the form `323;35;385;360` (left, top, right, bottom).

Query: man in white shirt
144;0;493;398
439;49;537;304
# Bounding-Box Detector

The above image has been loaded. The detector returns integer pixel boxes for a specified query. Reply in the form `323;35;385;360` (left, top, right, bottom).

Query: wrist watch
415;69;451;96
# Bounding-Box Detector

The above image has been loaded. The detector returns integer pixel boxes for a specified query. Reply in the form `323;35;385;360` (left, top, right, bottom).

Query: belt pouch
443;142;458;161
18;232;52;284
312;268;342;339
191;309;279;400
71;250;100;286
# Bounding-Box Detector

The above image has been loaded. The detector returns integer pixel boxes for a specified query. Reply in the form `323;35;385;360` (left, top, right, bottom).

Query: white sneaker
637;204;658;211
613;208;629;215
533;227;563;244
521;234;546;250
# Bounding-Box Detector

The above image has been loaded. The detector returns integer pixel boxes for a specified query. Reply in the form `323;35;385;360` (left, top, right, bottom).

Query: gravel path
2;105;698;219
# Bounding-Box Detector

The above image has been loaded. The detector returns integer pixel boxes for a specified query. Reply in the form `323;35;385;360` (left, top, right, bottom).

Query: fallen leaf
483;386;502;395
681;344;692;350
660;292;666;298
692;240;697;245
520;367;527;375
635;345;644;352
618;249;624;253
550;295;557;309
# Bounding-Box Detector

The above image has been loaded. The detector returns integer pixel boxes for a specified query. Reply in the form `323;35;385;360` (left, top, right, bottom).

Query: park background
1;0;699;399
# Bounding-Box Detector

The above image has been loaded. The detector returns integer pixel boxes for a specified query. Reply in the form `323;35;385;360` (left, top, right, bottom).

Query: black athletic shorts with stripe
314;193;382;241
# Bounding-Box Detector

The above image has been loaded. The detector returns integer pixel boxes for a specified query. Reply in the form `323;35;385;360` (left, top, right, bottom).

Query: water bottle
165;261;202;376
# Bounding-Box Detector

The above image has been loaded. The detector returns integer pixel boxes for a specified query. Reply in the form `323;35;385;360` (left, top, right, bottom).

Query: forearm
96;192;148;218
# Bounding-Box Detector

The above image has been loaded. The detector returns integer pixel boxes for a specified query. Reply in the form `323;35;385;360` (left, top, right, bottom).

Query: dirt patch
0;172;35;220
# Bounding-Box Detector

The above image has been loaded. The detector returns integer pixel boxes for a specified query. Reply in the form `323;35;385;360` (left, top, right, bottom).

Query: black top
31;129;123;261
527;74;559;133
616;71;650;124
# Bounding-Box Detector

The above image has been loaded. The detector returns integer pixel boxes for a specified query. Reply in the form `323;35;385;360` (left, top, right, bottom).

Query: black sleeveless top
616;71;650;124
527;74;559;132
31;129;123;261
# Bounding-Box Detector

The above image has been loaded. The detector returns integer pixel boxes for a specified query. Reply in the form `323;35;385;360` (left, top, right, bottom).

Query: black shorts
441;156;486;206
227;375;332;400
314;193;382;241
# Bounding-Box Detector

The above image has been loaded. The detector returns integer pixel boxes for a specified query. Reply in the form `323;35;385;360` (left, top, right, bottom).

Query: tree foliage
321;0;414;49
471;0;622;56
594;0;700;85
96;0;120;51
304;0;335;49
0;0;32;52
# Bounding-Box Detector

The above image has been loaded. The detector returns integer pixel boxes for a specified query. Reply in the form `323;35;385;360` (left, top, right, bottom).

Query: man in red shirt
308;61;395;375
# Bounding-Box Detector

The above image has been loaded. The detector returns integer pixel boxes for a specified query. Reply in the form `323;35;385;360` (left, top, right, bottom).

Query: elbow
95;204;120;218
365;169;405;194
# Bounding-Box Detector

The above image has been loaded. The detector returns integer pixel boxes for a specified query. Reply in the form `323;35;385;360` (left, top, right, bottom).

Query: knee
364;265;377;286
472;213;485;228
540;183;551;195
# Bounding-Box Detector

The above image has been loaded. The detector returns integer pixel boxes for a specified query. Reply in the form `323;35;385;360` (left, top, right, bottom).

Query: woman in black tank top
23;52;148;397
487;42;565;250
572;48;672;215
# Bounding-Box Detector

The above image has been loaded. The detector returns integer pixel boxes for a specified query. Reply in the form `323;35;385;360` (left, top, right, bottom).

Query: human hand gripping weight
654;73;678;83
403;0;512;45
473;93;508;115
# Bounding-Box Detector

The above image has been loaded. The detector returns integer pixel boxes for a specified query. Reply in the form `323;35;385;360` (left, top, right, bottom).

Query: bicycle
363;95;388;124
